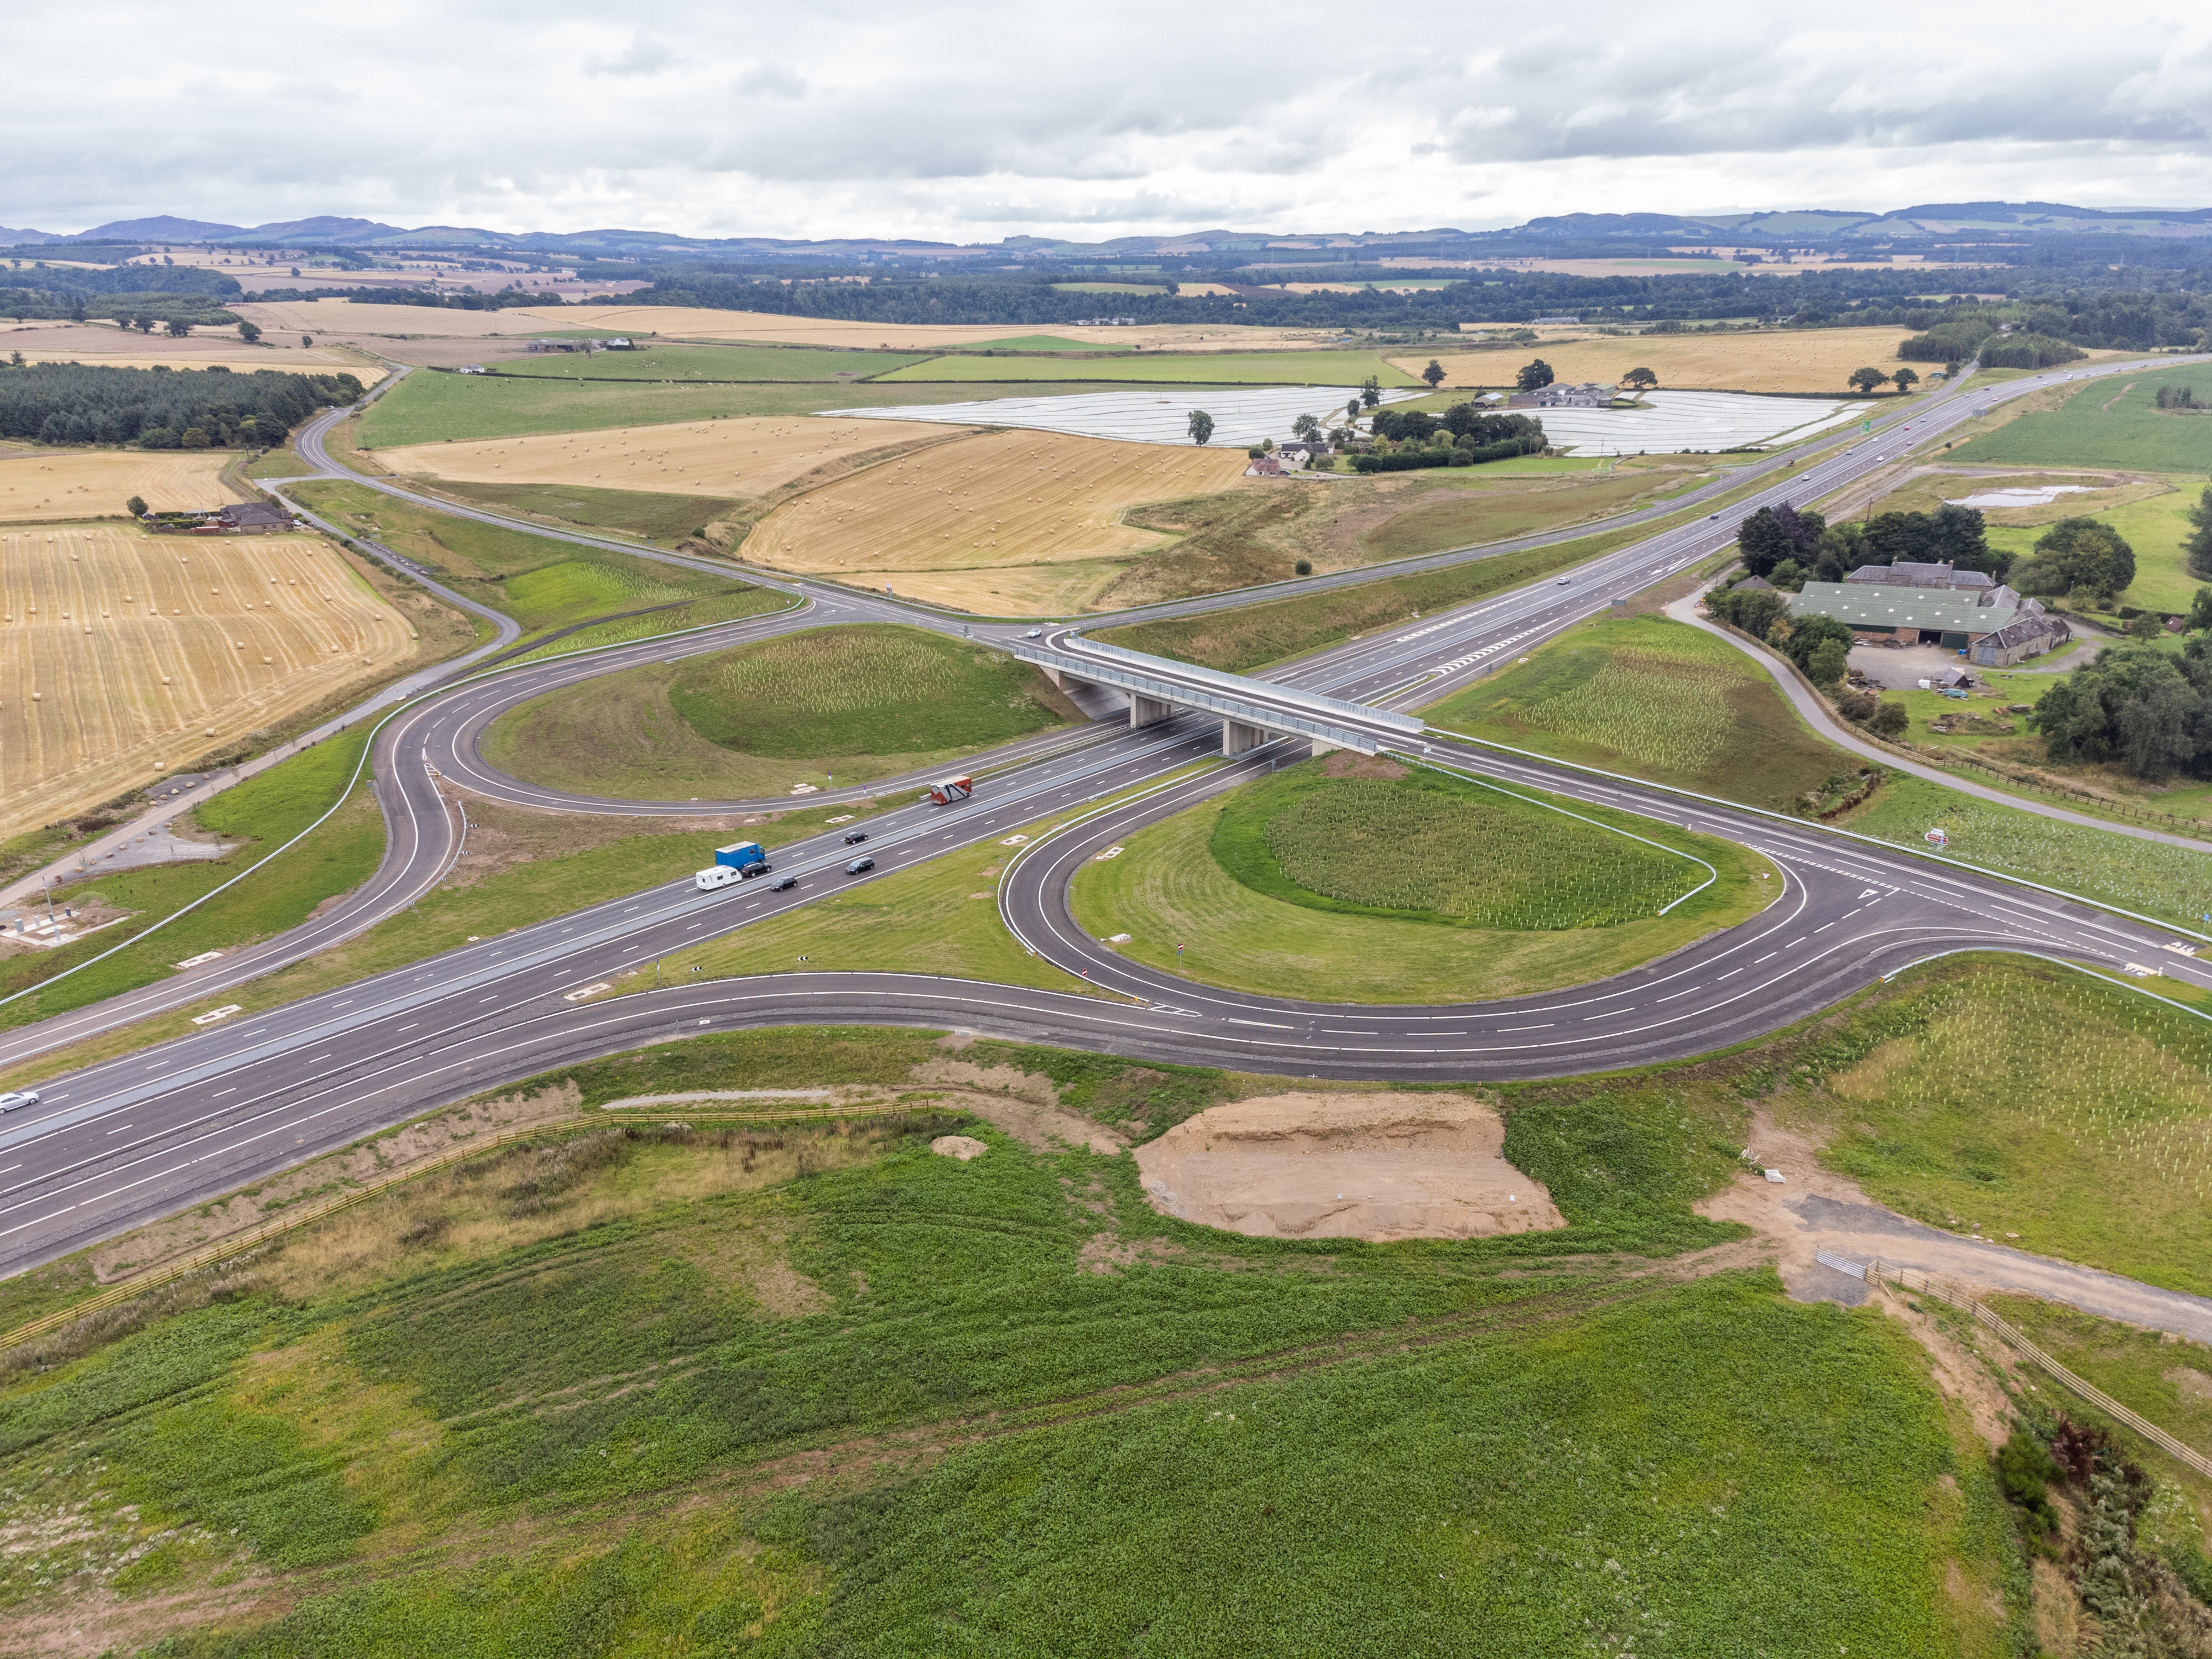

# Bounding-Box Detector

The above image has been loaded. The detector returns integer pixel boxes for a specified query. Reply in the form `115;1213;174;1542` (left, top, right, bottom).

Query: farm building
1842;560;1996;593
1274;440;1329;463
1788;580;2072;665
216;503;293;534
1246;455;1288;477
1508;382;1614;410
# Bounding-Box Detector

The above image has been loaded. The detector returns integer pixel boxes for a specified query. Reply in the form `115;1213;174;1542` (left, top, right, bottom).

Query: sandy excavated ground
1135;1092;1563;1242
0;451;239;520
382;414;962;500
748;428;1247;585
1391;326;1918;395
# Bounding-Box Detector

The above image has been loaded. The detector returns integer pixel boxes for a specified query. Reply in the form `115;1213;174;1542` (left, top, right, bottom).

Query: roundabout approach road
2;353;2208;1277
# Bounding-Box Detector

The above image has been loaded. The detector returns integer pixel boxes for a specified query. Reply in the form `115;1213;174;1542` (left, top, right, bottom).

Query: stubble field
1389;325;1919;393
0;524;414;837
382;414;967;503
0;452;240;522
745;429;1250;608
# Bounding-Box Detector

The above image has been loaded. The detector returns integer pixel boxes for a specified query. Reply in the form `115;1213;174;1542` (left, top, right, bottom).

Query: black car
738;860;773;879
844;856;875;874
771;874;797;891
843;830;869;845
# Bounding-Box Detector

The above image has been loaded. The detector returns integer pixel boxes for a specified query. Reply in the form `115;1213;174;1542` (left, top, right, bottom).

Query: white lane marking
1655;986;1700;1002
105;1123;134;1135
1499;1024;1553;1031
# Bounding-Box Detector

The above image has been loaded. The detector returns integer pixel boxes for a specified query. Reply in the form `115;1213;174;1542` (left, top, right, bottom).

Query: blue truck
695;840;770;891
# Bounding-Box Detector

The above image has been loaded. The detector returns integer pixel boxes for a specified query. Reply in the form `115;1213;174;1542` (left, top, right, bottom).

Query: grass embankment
288;478;779;646
1422;613;2212;926
0;1017;2005;1656
491;343;930;382
1097;459;1715;607
877;348;1422;385
0;732;381;1032
1949;362;2212;474
353;371;1209;447
1772;957;2212;1295
481;623;1084;801
240;448;318;482
1423;612;1853;813
1073;755;1774;1004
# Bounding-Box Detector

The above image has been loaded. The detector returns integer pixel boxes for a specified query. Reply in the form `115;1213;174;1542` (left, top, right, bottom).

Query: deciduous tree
1516;358;1554;392
1421;359;1446;389
2183;486;2212;580
1623;366;1658;390
1891;367;1919;392
1849;367;1889;394
1187;409;1214;446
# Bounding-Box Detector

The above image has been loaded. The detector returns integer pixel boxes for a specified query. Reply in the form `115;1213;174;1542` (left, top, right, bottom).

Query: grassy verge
625;779;1224;998
481;623;1084;801
413;477;747;545
0;733;381;1034
0;797;891;1093
289;478;768;645
1072;755;1775;1004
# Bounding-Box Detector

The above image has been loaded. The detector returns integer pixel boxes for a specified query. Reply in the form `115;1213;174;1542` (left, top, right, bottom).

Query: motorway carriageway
1;354;2208;1275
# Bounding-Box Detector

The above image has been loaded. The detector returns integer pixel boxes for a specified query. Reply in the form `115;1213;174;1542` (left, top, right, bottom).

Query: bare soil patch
1134;1092;1562;1241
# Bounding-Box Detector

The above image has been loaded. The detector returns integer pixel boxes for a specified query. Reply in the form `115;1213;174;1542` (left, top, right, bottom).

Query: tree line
0;363;364;447
1354;403;1547;471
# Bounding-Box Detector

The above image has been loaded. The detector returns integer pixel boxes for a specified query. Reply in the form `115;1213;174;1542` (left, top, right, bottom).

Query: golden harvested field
236;299;1343;354
1390;326;1919;394
746;430;1248;607
0;451;241;523
382;415;964;499
0;524;415;837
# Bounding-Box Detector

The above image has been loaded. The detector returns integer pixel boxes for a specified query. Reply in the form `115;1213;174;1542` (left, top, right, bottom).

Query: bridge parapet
1002;637;1422;757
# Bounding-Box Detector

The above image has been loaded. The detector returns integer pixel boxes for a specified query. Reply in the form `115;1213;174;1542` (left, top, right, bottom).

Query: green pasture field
1947;363;2212;473
480;623;1083;801
1984;481;2210;614
287;479;758;643
492;343;930;382
0;733;381;1034
241;448;317;481
1214;759;1705;929
1;995;2011;1655
877;348;1422;386
951;332;1136;350
1072;760;1775;1004
417;477;745;545
353;371;1199;447
1421;613;1854;815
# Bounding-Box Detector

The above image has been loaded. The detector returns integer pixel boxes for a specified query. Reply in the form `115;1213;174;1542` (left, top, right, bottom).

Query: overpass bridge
1006;633;1425;756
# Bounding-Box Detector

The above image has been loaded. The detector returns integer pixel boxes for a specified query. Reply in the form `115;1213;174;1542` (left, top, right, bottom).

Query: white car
0;1089;39;1114
1556;576;1571;585
1025;628;1044;639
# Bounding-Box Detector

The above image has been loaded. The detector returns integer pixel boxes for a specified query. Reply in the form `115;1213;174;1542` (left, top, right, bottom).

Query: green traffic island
479;622;1088;803
1073;750;1775;1005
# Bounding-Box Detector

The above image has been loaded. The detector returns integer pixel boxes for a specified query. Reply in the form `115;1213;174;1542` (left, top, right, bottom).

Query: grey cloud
589;34;682;77
733;64;807;99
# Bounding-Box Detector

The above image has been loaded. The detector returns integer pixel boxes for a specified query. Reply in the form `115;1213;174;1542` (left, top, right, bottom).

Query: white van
693;864;744;891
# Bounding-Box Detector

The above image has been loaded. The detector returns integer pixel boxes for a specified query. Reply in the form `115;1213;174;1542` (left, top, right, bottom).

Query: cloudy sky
11;1;2212;240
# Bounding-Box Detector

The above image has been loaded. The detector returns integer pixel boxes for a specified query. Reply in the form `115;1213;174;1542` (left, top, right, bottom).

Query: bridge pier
1222;719;1267;755
1129;692;1175;730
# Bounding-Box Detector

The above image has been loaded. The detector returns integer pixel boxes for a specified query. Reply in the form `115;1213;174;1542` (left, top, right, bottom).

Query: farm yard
744;429;1250;608
0;524;414;838
380;414;968;503
1391;325;1919;393
0;450;239;521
